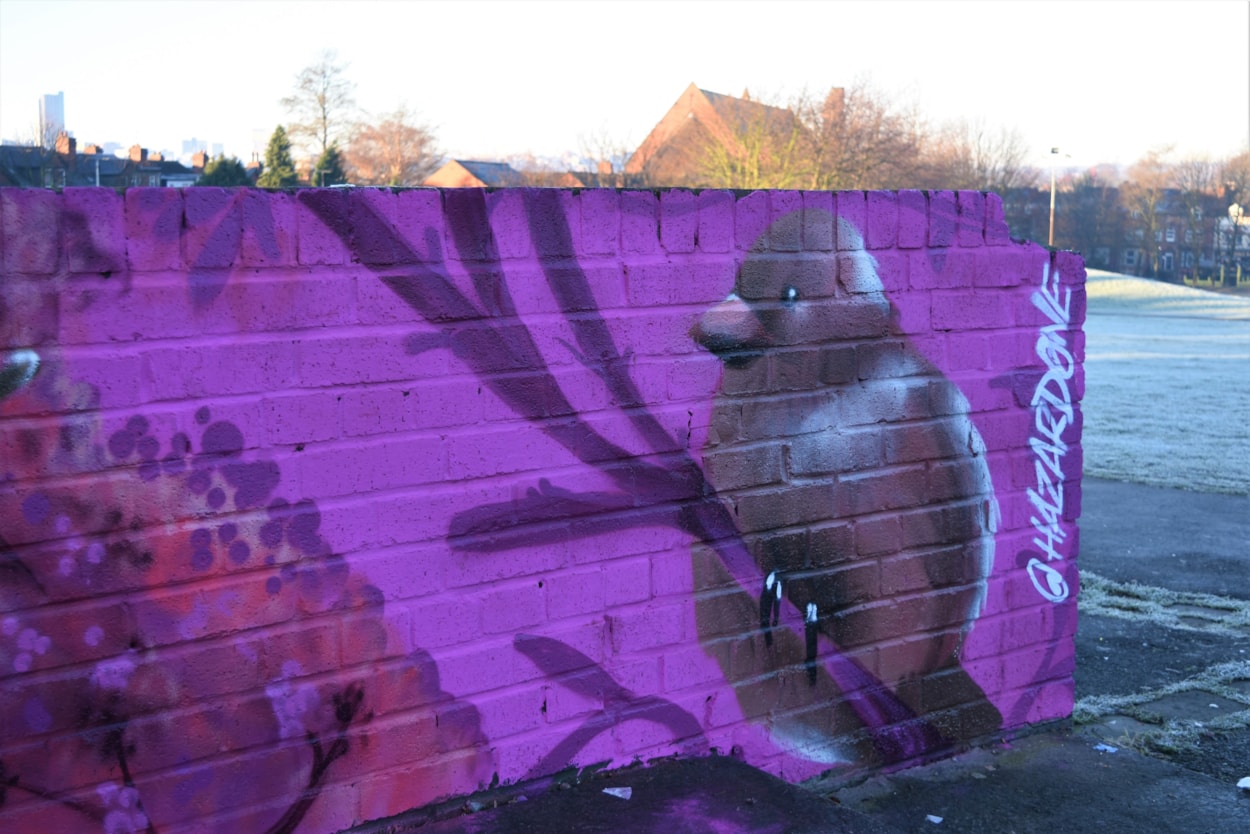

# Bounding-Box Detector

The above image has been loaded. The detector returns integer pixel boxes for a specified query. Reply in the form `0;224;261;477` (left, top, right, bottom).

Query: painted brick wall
0;186;1085;833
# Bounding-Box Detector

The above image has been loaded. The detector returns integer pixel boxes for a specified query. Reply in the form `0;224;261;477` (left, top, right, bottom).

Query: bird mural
690;208;1002;767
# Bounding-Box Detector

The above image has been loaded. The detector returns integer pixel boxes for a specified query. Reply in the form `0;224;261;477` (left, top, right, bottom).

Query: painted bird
690;207;1002;765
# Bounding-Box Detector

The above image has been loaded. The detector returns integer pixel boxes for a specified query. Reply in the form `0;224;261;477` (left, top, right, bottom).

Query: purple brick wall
0;186;1084;833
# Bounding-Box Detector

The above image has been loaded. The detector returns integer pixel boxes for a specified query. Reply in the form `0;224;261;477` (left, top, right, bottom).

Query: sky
1;0;1247;172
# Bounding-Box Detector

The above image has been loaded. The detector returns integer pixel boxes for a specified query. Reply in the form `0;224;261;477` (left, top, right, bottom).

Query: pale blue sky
1;0;1247;170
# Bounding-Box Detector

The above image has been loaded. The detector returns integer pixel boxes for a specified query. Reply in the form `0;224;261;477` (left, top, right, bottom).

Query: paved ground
401;755;897;834
365;728;1250;834
1078;477;1250;599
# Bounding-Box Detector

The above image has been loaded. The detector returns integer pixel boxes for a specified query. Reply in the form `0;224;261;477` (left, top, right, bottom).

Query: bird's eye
781;286;799;303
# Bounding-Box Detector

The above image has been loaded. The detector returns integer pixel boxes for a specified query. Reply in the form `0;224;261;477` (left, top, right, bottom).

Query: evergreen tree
196;155;252;186
257;125;298;188
312;142;348;186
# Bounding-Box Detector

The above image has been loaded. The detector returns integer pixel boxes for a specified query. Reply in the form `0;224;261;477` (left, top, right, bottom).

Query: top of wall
0;187;1023;278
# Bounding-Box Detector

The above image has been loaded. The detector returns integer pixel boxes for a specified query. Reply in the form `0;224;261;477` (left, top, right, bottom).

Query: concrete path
1079;477;1249;599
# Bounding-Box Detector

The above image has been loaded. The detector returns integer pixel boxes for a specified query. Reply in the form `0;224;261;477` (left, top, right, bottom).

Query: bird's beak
690;293;769;359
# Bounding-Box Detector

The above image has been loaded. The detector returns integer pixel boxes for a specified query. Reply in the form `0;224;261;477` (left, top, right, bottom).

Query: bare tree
1217;149;1250;208
1174;156;1217;197
1173;156;1219;274
576;126;636;187
698;98;810;189
1120;147;1175;276
15;116;60;150
282;50;358;160
792;80;930;190
345;104;441;186
1056;171;1124;267
923;118;1041;194
1216;150;1250;266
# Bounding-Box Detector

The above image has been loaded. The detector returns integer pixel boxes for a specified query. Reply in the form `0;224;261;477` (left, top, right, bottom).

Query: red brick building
624;83;803;187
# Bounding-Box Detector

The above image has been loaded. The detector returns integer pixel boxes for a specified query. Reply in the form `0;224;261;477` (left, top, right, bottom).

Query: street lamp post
1048;147;1060;247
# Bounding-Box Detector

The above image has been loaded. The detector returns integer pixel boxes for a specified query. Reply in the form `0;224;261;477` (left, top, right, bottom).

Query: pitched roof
624;83;802;185
158;159;196;175
457;160;527;186
0;145;51;168
0;144;185;186
80;155;128;176
423;159;529;188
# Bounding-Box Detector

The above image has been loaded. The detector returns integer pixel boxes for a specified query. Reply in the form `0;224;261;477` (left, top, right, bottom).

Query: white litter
602;787;632;800
925;815;943;824
1237;777;1250;791
1092;743;1118;753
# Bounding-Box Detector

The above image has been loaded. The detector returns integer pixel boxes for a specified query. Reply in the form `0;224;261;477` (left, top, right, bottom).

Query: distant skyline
1;0;1247;173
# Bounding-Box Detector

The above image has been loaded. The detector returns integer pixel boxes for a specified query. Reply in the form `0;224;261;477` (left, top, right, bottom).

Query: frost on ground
1085;269;1250;320
1072;573;1250;756
1078;570;1250;636
1081;270;1250;495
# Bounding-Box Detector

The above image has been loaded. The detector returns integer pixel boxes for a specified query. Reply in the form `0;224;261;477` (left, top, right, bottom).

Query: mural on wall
0;187;1081;833
300;191;1004;768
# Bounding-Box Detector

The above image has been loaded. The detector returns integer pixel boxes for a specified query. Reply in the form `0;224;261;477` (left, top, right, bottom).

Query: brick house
0;133;197;188
423;159;528;187
624;83;805;187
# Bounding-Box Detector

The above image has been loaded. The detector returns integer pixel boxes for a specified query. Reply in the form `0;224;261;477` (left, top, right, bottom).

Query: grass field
1081;270;1250;495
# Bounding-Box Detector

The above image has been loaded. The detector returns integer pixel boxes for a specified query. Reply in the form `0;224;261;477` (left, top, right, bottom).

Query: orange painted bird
690;208;1002;765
